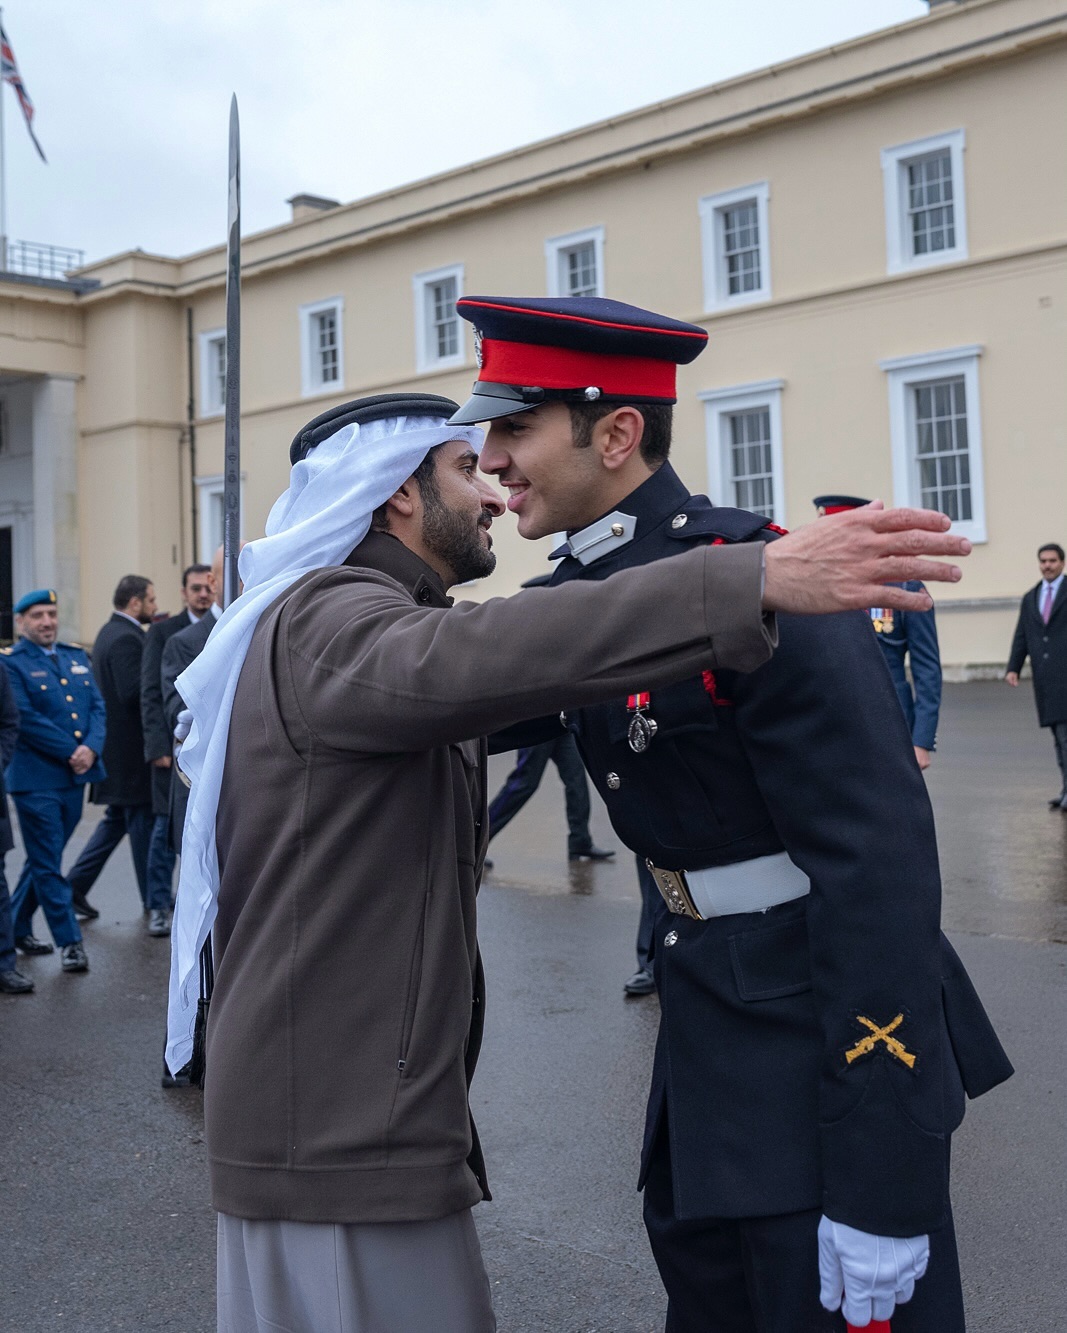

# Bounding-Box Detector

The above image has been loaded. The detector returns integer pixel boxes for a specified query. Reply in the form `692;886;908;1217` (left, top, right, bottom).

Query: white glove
174;708;193;744
817;1216;929;1327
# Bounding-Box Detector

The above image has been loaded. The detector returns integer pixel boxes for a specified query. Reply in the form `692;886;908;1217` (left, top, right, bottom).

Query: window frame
413;263;465;374
881;129;968;275
198;328;226;418
195;472;245;565
544;225;605;298
299;296;345;398
699;379;786;524
881;345;986;544
698;181;772;313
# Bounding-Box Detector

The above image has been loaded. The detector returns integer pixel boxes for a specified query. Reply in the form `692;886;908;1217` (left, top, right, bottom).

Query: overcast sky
2;0;927;266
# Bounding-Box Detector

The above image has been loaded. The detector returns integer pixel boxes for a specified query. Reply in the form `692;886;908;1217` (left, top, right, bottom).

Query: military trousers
10;788;84;947
642;1120;965;1333
488;735;592;854
0;856;16;972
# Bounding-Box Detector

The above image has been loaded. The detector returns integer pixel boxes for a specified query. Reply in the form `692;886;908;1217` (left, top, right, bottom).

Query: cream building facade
0;0;1063;671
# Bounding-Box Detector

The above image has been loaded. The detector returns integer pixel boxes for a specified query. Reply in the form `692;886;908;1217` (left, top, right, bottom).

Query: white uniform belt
646;851;810;921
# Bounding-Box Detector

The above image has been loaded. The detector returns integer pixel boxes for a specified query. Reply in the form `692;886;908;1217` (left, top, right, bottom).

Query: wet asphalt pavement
0;681;1064;1332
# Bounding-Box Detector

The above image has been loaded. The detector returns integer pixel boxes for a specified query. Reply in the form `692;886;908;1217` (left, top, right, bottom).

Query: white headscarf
165;413;483;1074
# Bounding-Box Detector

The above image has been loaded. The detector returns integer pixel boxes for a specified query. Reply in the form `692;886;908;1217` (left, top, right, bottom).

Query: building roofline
76;0;1067;300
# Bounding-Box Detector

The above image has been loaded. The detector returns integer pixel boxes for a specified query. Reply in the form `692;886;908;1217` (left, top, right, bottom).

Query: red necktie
1042;584;1054;624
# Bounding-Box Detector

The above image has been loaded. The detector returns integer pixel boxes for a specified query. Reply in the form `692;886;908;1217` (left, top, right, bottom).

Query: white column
31;374;81;639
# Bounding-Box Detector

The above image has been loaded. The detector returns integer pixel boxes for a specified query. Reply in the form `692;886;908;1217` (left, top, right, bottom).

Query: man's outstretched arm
763;502;968;615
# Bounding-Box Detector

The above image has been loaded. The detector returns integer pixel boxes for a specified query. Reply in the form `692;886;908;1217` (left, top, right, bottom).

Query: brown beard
420;491;497;585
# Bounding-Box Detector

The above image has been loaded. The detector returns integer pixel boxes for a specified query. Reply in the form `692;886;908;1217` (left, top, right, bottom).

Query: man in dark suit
140;564;214;925
67;575;166;934
0;658;33;993
162;548;224;853
1006;542;1067;810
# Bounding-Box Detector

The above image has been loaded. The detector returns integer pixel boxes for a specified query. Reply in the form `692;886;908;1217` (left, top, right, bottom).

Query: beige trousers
217;1208;496;1333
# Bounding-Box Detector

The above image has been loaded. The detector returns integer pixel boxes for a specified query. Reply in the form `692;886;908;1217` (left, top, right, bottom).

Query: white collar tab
565;510;637;566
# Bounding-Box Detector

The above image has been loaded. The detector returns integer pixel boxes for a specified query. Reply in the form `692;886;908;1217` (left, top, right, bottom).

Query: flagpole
0;6;8;271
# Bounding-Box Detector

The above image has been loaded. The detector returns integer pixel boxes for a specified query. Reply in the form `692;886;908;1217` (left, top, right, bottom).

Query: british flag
0;22;45;163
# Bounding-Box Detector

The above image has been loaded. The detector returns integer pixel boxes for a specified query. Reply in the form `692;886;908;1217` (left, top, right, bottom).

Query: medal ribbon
627;692;651;712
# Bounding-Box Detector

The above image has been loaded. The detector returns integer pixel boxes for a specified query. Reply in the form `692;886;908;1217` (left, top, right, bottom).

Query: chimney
286;193;341;222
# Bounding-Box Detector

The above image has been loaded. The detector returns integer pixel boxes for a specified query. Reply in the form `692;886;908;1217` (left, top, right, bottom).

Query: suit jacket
1007;579;1067;726
509;462;1011;1236
141;608;193;815
0;661;19;856
161;612;216;849
161;613;215;731
91;613;152;807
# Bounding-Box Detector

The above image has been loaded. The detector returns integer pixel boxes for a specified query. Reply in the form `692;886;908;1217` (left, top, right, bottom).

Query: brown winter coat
206;529;772;1223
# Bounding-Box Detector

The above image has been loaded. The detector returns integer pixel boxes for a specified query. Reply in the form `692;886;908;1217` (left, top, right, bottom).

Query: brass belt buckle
646;860;705;921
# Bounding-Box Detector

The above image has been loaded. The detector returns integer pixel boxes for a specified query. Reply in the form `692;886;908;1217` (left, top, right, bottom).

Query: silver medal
627;713;658;753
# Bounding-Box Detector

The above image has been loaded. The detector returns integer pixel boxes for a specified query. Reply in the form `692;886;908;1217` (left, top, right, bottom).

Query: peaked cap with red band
449;295;709;424
813;494;872;515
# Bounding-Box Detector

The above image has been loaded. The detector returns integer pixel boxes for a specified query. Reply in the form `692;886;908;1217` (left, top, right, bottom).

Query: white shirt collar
186;608;202;624
210;602;222;620
117;611;144;629
1041;573;1064;600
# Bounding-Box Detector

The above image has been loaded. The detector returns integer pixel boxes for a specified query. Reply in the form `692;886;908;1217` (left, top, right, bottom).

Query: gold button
611;523;624;538
74;731;82;739
66;695;73;701
664;930;679;947
60;678;68;685
71;713;78;719
672;514;688;529
607;773;621;790
40;684;47;690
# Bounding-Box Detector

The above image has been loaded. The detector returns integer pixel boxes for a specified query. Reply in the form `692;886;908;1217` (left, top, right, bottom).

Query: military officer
451;295;1011;1332
815;495;942;770
2;589;106;972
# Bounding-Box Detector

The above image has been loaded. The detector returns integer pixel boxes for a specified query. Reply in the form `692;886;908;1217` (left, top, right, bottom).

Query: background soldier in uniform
2;589;105;973
451;294;1010;1332
815;495;942;770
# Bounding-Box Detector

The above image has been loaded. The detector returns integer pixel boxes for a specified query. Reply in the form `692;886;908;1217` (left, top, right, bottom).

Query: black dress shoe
15;934;53;955
162;1062;193;1089
71;893;99;921
148;908;171;937
0;968;34;994
60;942;89;973
624;967;657;996
569;845;615;861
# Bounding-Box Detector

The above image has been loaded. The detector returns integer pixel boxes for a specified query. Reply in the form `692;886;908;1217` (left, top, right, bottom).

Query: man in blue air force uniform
2;589;106;973
815;495;942;771
450;296;1011;1332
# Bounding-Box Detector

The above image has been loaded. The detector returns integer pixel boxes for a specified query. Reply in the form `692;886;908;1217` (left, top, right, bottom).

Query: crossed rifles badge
844;1013;917;1070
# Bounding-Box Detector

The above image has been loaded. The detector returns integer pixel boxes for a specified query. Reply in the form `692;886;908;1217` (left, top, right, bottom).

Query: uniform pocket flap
729;912;812;1001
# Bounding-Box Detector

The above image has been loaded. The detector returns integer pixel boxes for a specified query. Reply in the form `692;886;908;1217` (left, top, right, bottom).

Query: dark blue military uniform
497;465;1011;1331
3;635;106;947
457;295;1010;1330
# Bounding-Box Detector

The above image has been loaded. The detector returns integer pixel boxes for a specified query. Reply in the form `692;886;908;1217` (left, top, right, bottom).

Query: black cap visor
449;382;545;425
